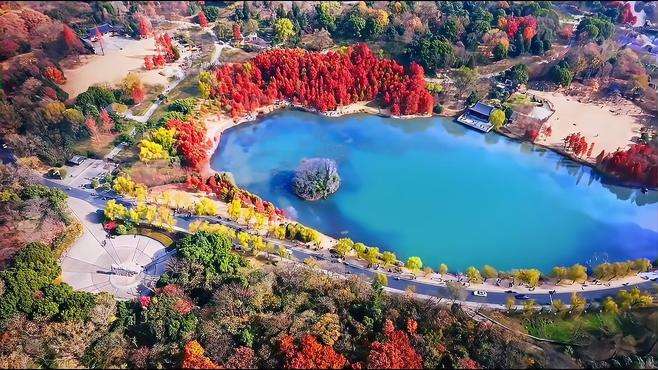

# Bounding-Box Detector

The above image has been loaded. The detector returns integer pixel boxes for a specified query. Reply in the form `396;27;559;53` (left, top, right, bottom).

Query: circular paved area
61;234;173;299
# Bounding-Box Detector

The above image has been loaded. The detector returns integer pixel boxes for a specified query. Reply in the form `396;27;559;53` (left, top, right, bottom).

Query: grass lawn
524;312;622;344
149;71;201;126
138;227;174;247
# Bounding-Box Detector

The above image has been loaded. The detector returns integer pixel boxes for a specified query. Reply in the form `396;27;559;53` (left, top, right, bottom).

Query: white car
472;290;488;297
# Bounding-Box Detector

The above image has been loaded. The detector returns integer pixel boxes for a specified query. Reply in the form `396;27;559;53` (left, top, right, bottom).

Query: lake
211;110;658;272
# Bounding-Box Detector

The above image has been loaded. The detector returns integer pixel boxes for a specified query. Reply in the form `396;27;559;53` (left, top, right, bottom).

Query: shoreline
200;100;433;177
186;102;657;296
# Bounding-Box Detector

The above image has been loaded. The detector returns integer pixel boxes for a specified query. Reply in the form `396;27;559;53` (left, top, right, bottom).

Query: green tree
353;242;367;258
551;299;567;314
453;66;478;96
345;11;366;39
551;62;573;87
508;64;529;86
177;232;247;277
616;288;653;311
440;17;459;42
492;42;508;61
522;299;537;316
632;258;652;273
409;35;455;73
364;247;381;266
406;256;423;271
506;296;516;312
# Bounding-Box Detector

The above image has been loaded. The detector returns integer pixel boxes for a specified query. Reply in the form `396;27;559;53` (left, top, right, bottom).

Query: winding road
38;175;658;308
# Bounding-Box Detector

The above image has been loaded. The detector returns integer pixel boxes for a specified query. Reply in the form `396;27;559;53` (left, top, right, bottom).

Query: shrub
167;98;197;115
293;158;341;201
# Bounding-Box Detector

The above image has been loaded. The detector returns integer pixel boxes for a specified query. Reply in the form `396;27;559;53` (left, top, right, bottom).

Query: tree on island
293;158;341;201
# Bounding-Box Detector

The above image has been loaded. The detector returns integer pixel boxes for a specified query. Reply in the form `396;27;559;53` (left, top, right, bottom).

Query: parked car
515;294;531;300
505;290;518;294
473;290;488;297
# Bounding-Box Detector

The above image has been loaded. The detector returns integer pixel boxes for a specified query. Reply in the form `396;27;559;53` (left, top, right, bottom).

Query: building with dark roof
456;102;495;132
86;23;113;39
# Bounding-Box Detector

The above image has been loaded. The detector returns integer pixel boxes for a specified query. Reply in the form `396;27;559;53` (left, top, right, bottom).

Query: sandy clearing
62;36;188;98
530;89;644;163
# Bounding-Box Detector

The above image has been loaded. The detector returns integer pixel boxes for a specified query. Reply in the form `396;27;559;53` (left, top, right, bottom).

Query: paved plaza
61;197;173;299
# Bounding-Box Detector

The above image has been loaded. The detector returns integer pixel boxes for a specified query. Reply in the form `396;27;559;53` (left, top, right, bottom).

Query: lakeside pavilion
456;101;495;132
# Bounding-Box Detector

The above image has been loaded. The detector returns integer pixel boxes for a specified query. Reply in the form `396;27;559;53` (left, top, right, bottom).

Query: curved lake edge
203;102;653;193
207;108;658;273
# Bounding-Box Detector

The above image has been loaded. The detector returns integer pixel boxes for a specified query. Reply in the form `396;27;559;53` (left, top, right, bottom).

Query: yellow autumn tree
195;197;218;216
227;198;242;221
104;200;126;220
149;127;177;153
139;139;169;163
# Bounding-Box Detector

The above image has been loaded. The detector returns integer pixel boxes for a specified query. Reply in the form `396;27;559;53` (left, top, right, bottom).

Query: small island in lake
292;158;341;201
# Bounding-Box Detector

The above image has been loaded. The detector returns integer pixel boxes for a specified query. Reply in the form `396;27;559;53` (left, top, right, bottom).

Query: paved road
39;174;657;307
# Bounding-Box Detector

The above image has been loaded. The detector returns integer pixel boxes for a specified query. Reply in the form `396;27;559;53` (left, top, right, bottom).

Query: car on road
472;290;488;297
515;294;531;300
435;281;447;287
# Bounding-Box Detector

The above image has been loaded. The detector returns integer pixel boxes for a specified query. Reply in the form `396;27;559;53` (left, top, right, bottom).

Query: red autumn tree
600;144;657;186
154;54;166;67
198;11;208;28
233;23;242;41
137;15;152;38
144;55;154;70
504;15;537;39
209;44;433;118
181;340;220;369
85;116;100;141
62;24;84;54
99;108;113;132
280;334;347;369
132;84;145;103
166;119;211;170
366;319;423;369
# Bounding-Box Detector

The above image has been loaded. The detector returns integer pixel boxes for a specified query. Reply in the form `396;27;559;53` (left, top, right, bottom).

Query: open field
61;36;188;98
531;89;646;163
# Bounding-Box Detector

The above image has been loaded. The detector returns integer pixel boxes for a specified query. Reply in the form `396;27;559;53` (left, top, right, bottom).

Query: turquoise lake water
211;110;658;272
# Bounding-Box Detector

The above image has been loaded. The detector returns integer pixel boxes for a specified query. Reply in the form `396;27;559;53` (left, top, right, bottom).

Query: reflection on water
212;110;658;271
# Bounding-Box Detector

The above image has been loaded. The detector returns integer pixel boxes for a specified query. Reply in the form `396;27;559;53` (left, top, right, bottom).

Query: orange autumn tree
280;334;347;369
181;340;221;369
366;319;423;369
